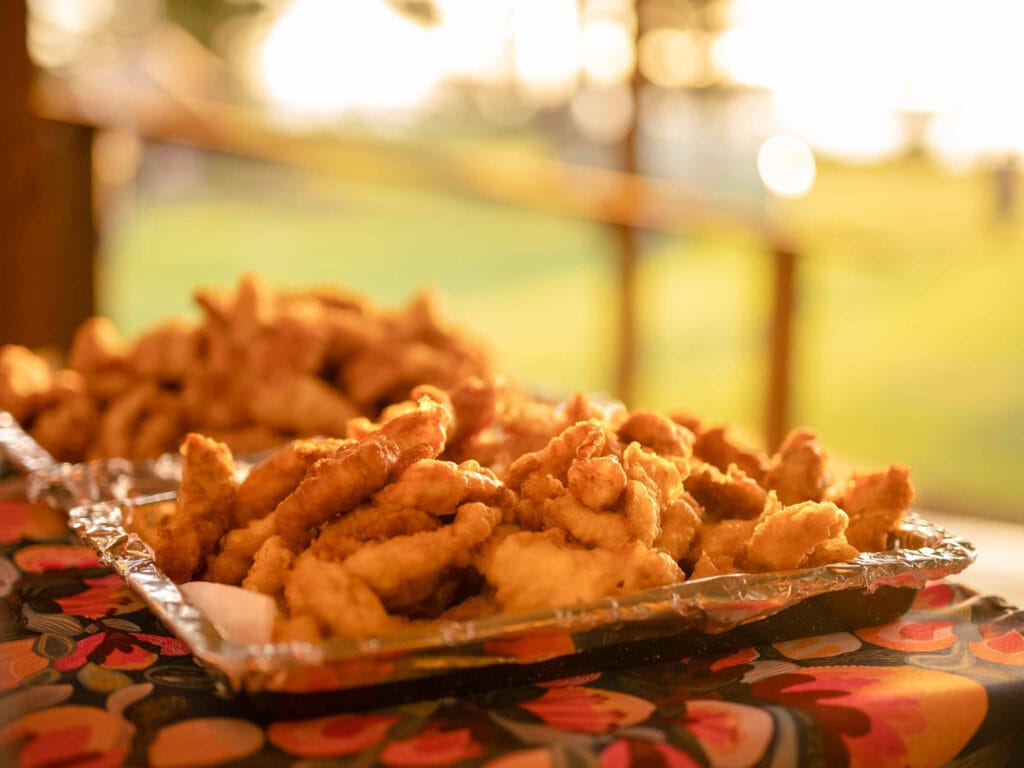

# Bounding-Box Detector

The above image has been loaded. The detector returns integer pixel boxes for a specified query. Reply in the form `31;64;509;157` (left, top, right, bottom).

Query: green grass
100;154;1024;520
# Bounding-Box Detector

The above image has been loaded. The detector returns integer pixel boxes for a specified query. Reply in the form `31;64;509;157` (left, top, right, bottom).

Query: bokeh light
638;28;708;89
757;135;816;197
580;19;635;86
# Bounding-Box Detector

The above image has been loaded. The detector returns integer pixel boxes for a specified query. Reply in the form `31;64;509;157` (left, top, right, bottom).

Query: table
2;492;1024;768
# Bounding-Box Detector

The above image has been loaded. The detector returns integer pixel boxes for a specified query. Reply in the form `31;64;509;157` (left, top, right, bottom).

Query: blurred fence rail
8;27;799;448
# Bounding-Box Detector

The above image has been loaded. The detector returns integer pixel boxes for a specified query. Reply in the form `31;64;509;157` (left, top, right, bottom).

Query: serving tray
0;410;977;712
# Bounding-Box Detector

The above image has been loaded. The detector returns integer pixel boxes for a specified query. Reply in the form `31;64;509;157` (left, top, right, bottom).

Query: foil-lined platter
0;411;978;712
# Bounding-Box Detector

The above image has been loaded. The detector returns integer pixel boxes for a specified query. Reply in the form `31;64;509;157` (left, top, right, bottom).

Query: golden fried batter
285;551;402;638
567;455;627;509
28;370;97;462
0;345;53;423
233;438;348;526
67;317;131;401
478;531;684;613
617;410;694;459
685;462;767;521
342;502;501;612
681;420;771;481
763;428;829;505
745;496;851;572
311;506;439;562
204;513;277;585
832;463;914;551
242;535;294;599
152;434;237;583
129;320;198;384
274;397;450;550
542;491;631;549
371;459;508;517
247;373;359;438
655;494;702;561
275;435;401;552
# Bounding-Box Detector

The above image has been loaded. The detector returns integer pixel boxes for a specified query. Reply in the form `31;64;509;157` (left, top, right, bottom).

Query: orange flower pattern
1;494;1023;766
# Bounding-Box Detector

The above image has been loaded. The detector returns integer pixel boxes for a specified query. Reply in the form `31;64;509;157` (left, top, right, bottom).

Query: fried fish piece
617;410;695;460
371;459;509;517
745;496;852;572
274;398;449;550
655;493;702;561
28;370;97;461
685;461;767;520
204;513;277;585
478;530;684;613
763;428;829;505
67;317;132;401
341;502;501;612
152;434;237;583
0;345;53;423
129;320;198;384
233;438;349;526
247;372;359;439
566;455;627;510
831;463;914;552
674;416;771;482
285;551;402;638
310;506;440;563
242;535;294;600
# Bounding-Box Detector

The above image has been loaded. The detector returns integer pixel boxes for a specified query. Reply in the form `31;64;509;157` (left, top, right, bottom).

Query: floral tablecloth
2;494;1024;768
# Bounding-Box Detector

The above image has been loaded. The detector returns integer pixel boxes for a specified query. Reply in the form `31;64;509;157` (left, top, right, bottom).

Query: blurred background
2;0;1021;520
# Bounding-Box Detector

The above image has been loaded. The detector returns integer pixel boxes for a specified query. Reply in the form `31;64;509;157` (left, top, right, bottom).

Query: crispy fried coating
133;393;185;458
90;383;162;460
247;373;359;438
67;317;132;401
14;276;493;462
0;345;53;423
274;397;450;550
478;531;684;613
152;434;237;583
655;493;702;561
832;463;915;551
745;497;851;572
285;551;402;638
28;370;97;462
696;518;757;571
678;418;771;481
763;428;829;505
311;506;439;563
342;502;501;612
204;513;277;585
129;320;198;384
371;459;508;517
275;435;401;552
567;455;627;509
242;535;294;599
542;491;631;548
685;462;767;521
505;420;608;492
617;410;694;460
233;438;348;526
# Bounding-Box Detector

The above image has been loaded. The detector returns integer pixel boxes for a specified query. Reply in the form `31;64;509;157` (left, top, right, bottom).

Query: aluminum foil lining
0;411;979;697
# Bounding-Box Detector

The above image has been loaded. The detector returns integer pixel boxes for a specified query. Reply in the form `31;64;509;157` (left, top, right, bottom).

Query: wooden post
765;241;796;451
0;1;96;350
613;5;643;407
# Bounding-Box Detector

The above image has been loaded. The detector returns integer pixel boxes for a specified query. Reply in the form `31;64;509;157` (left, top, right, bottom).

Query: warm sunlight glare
254;0;440;118
512;0;580;105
